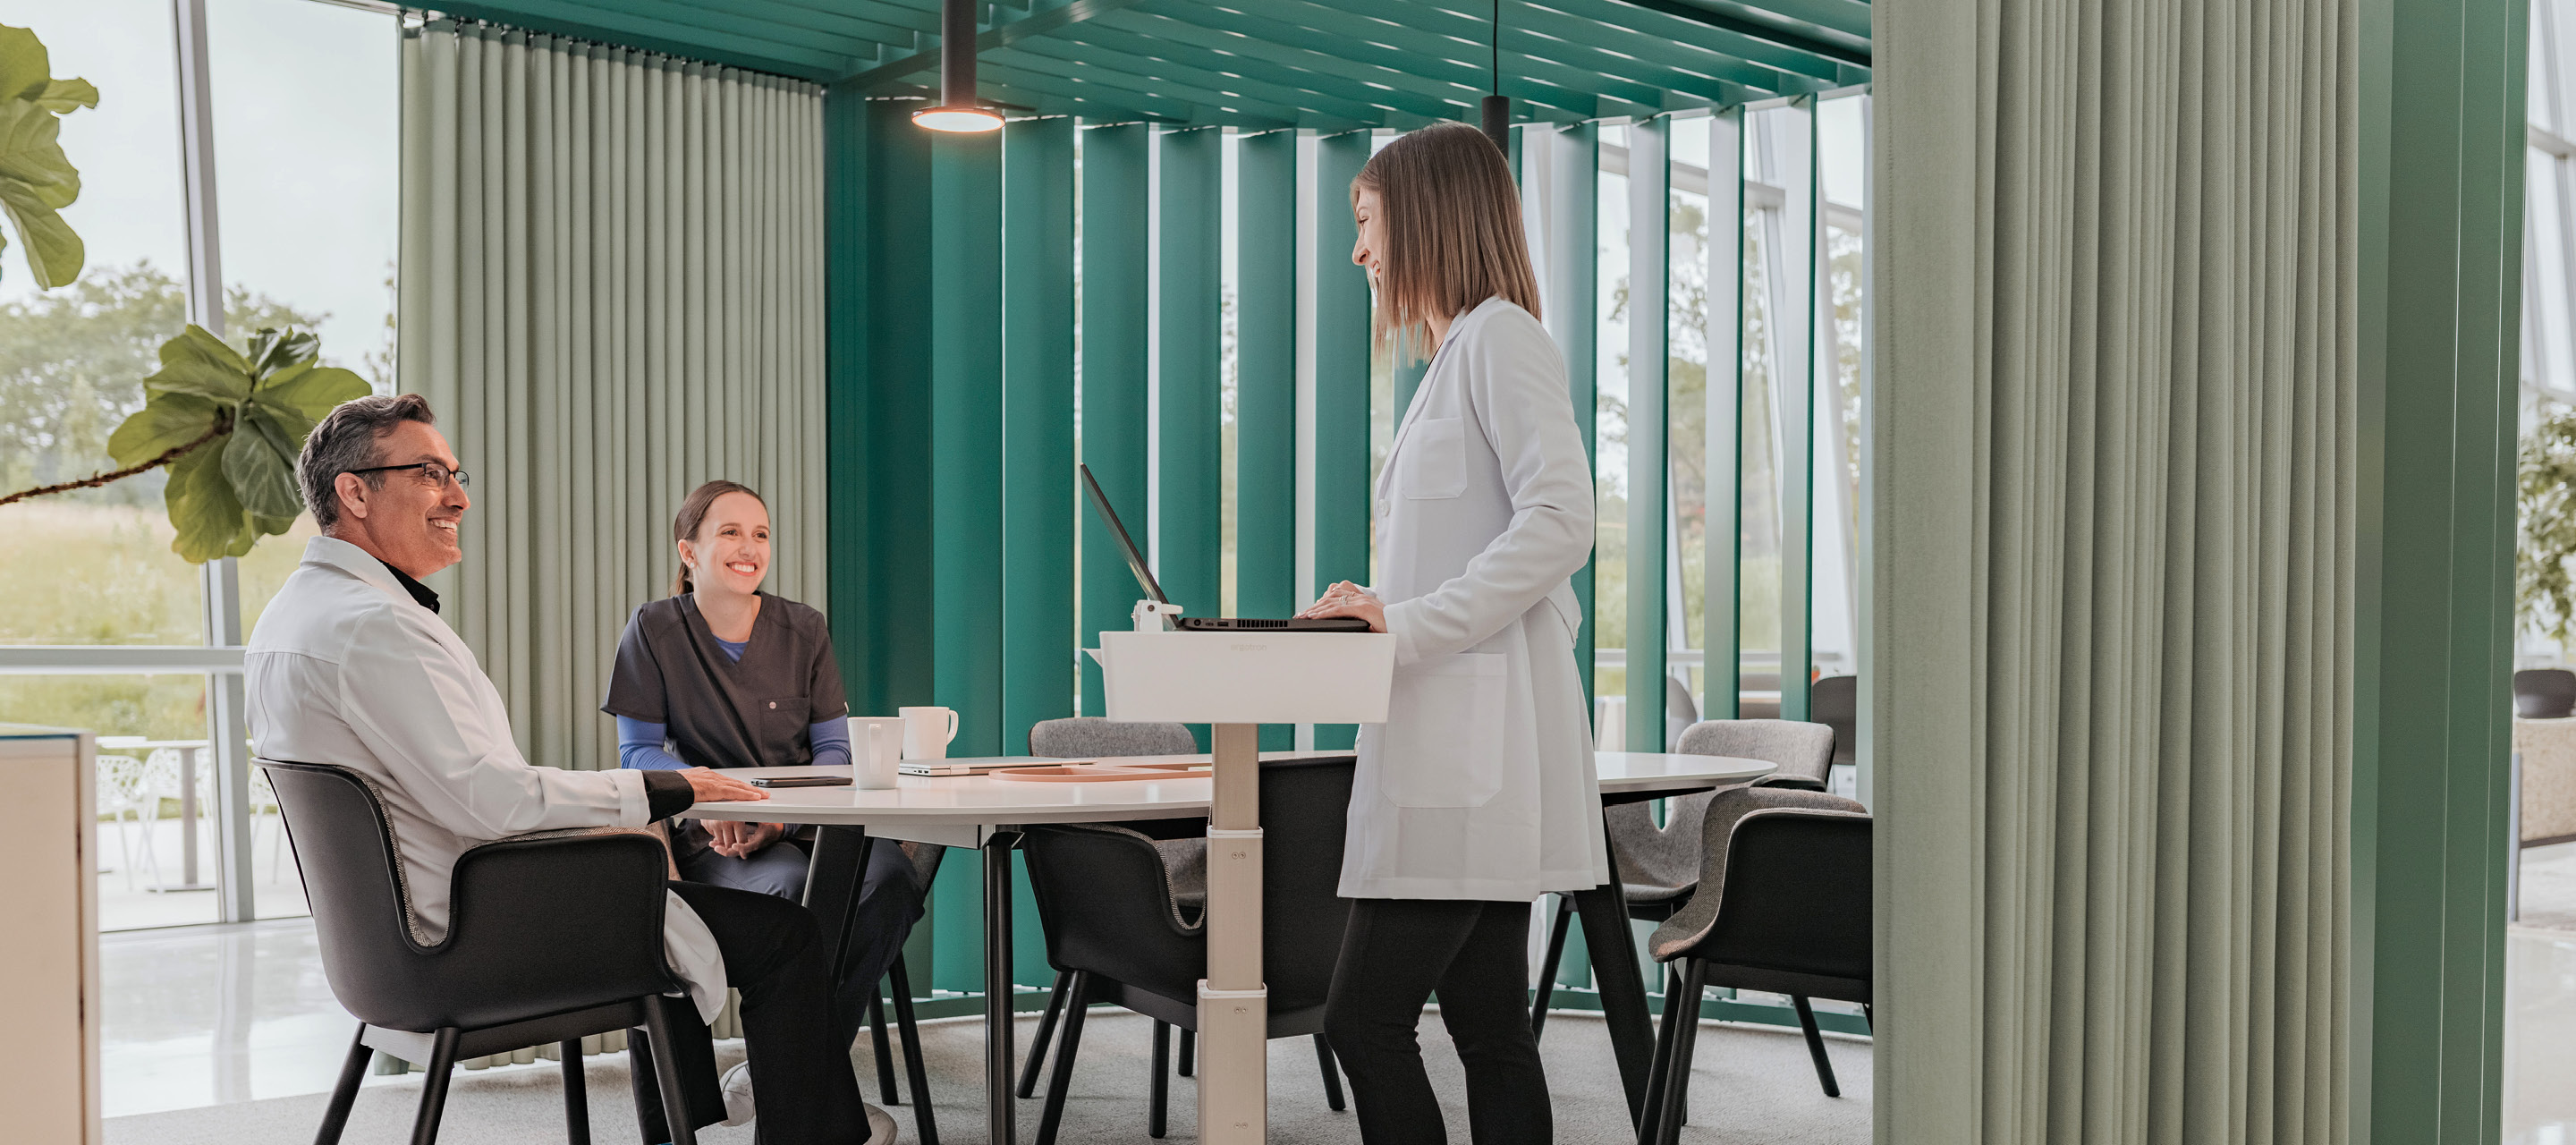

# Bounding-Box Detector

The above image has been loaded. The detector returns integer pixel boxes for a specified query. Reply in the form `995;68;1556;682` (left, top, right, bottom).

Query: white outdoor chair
95;754;154;890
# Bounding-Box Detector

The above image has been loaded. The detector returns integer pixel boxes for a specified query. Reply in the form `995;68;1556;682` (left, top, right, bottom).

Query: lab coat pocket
1379;652;1506;808
1399;418;1468;499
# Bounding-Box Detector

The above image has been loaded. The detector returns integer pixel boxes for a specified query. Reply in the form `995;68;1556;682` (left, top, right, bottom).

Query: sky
0;0;400;374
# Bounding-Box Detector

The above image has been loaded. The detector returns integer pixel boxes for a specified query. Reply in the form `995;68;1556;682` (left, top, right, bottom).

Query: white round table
679;750;1774;1142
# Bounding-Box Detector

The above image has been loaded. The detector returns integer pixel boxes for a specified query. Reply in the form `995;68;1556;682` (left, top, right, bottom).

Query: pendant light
914;0;1003;132
1479;0;1510;151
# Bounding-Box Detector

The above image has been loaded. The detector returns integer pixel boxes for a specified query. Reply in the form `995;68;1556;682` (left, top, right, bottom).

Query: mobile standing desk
1089;627;1397;1144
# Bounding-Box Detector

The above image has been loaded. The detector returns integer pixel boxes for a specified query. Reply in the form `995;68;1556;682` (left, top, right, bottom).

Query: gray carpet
105;1010;1870;1144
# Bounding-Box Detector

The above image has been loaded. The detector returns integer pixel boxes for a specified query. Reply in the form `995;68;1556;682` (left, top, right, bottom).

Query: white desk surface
677;750;1774;842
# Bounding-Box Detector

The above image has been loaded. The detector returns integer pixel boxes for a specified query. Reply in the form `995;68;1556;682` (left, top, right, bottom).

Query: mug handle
943;708;961;745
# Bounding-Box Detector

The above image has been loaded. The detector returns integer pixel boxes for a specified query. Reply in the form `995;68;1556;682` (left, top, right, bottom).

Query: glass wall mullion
174;0;256;922
1704;108;1745;718
1625;116;1672;751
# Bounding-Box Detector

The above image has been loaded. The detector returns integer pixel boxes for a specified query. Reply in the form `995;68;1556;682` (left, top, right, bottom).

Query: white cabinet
0;726;100;1144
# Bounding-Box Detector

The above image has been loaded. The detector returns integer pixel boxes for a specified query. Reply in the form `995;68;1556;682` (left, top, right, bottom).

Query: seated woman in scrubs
603;479;922;1009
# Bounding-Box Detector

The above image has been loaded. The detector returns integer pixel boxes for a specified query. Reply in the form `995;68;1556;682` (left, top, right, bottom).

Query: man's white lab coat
1344;297;1611;901
246;536;724;1021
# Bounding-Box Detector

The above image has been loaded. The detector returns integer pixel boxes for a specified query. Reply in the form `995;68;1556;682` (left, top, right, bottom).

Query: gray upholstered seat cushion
1025;717;1207;908
1647;786;1868;962
1605;718;1837;903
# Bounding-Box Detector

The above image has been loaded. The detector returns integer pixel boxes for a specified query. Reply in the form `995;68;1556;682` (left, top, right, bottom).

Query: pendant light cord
1492;0;1501;95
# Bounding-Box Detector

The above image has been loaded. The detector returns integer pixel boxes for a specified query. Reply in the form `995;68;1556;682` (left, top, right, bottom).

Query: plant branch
0;421;226;509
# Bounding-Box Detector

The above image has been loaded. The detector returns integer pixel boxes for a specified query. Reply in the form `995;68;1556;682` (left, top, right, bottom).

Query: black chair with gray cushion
1809;675;1858;780
2515;668;2576;719
1637;787;1870;1144
1020;757;1356;1143
1018;718;1213;1095
259;759;718;1145
1532;718;1835;1038
849;840;943;1145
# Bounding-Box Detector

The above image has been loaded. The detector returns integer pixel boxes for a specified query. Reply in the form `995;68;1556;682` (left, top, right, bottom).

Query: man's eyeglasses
346;462;471;489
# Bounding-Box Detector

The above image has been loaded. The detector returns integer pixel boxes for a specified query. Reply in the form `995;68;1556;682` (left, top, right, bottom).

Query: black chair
1636;787;1871;1145
259;759;719;1145
1019;756;1356;1143
1810;674;1858;780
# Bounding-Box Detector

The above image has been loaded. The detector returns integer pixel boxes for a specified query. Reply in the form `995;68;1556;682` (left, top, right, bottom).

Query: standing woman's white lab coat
1341;295;1609;901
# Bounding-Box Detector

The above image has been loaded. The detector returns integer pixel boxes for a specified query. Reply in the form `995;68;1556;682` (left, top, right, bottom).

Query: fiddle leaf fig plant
0;325;371;562
0;23;97;289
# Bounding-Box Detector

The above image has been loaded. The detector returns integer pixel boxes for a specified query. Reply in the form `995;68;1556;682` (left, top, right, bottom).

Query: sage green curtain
397;21;829;771
1872;0;2354;1139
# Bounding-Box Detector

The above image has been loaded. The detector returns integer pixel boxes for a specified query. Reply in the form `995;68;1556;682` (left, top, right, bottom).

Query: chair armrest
1750;774;1828;792
428;830;682;1030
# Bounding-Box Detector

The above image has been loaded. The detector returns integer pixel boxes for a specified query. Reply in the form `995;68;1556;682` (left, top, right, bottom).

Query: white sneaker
720;1061;757;1127
861;1102;898;1144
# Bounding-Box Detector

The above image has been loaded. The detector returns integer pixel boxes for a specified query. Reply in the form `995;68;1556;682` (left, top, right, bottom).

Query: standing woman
603;481;922;1023
1300;123;1605;1144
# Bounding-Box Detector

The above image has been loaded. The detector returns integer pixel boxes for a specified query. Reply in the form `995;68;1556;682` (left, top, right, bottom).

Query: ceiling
428;0;1869;130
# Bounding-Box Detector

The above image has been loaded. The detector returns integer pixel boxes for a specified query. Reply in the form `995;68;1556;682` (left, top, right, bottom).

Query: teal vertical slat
1704;109;1743;719
1003;116;1077;752
1080;123;1151;717
824;81;872;713
1159;127;1224;623
1312;129;1376;751
861;99;935;718
931;844;982;994
1237;128;1299;752
1544;123;1600;713
1625;116;1669;752
1776;101;1818;722
930;131;1004;756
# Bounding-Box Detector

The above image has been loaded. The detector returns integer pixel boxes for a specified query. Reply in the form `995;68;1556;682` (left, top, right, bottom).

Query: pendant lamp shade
1479;1;1510;152
915;0;1003;132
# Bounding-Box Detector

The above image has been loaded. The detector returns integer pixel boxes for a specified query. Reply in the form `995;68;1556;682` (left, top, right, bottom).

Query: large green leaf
0;25;89;289
224;407;303;520
142;325;255;402
105;390;222;468
254;362;369;423
165;436;253;563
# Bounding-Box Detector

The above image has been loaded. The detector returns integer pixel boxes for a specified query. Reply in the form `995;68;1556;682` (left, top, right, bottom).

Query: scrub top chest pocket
758;696;809;757
1378;652;1507;808
1399;417;1470;500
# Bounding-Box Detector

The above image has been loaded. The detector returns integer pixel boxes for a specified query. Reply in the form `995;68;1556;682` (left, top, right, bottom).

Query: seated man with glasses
244;394;893;1144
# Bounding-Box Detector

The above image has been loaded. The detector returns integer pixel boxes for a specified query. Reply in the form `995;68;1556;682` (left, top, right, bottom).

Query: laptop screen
1079;464;1169;606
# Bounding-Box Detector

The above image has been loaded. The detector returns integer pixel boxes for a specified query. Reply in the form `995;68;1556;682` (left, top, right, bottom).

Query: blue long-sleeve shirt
618;715;849;771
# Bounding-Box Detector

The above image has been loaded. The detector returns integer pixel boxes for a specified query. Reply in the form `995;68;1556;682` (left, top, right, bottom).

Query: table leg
801;826;878;1043
1572;825;1653;1124
181;747;201;886
984;832;1019;1145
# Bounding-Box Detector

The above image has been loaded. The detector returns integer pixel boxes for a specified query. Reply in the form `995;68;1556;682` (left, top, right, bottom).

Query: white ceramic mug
899;706;960;760
848;716;906;789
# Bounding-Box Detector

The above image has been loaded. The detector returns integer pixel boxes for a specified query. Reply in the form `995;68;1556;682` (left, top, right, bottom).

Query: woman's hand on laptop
682;766;771;804
1298;581;1386;632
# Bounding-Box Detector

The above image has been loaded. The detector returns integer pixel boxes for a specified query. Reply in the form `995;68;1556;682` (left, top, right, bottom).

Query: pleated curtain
397;21;829;771
1872;0;2353;1139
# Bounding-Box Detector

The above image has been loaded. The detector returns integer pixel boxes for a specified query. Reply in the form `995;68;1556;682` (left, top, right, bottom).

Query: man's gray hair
299;394;436;530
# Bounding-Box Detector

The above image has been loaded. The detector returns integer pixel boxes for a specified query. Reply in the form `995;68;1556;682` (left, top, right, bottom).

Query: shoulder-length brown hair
1352;122;1542;359
672;479;766;596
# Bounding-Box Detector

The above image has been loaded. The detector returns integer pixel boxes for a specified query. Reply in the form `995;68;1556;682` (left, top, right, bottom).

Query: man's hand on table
683;766;769;803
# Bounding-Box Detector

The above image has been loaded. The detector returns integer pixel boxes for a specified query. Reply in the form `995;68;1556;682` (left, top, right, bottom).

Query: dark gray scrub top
601;592;849;774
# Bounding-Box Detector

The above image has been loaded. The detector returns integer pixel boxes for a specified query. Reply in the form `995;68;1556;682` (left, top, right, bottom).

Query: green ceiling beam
1365;0;1809;101
992;38;1371;126
1592;0;1869;68
434;0;857;79
972;56;1298;126
838;0;1151;85
1536;0;1855;81
1093;8;1520;119
1119;2;1626;120
1036;22;1422;124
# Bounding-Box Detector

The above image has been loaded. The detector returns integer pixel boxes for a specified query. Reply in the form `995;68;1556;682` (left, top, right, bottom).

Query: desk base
1197;981;1268;1143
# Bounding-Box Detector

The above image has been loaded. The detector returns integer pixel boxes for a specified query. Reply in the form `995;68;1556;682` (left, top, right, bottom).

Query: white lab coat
1341;297;1610;901
245;537;727;1022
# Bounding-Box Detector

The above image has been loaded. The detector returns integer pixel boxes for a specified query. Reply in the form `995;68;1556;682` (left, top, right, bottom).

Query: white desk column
1199;722;1267;1141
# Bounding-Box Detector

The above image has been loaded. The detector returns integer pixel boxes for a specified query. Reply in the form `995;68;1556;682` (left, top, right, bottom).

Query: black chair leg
887;958;941;1145
1862;1003;1874;1030
1177;1027;1194;1077
867;988;900;1104
640;998;701;1145
1531;895;1574;1038
1652;959;1710;1145
1149;1020;1170;1139
314;1024;372;1145
1792;996;1841;1098
625;1027;661;1145
1018;971;1073;1098
561;1039;591;1145
1034;971;1090;1145
1637;968;1685;1145
1313;1033;1346;1112
408;1027;462;1145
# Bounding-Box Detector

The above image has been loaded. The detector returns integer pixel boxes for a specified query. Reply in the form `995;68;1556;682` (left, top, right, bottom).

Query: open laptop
1080;463;1373;632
